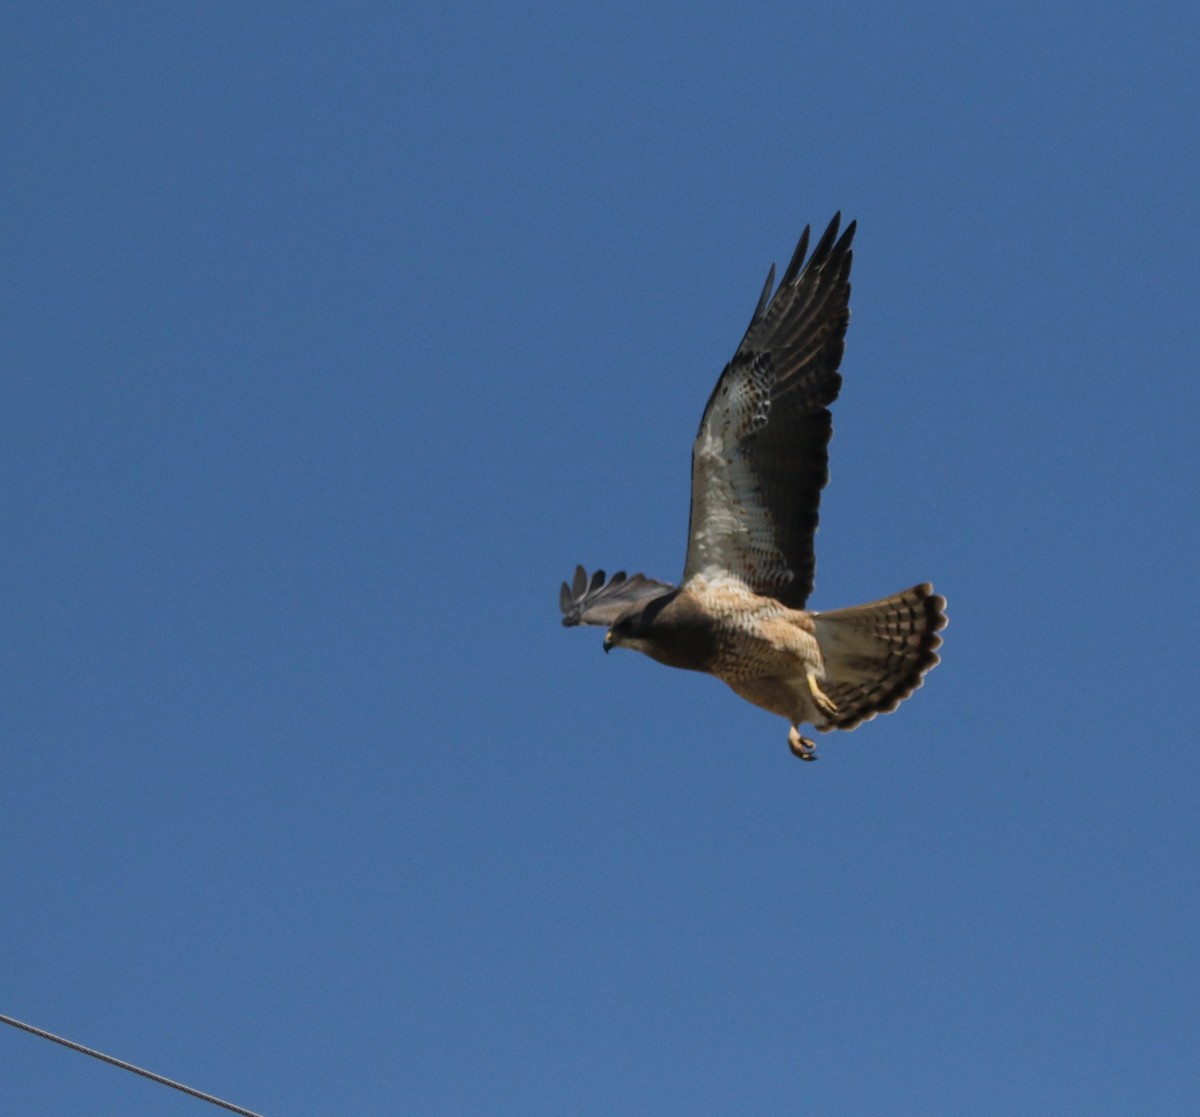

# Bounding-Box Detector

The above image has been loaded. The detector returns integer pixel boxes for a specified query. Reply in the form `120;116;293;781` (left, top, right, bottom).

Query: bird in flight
559;216;946;761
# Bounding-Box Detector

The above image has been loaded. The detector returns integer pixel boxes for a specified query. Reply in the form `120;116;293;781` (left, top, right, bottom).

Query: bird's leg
788;725;818;762
806;672;839;719
790;674;836;760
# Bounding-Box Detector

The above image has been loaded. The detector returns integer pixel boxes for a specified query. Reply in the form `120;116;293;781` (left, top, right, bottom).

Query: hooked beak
603;630;614;654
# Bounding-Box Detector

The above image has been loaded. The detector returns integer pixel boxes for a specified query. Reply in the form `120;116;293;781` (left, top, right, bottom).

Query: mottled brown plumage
560;217;946;761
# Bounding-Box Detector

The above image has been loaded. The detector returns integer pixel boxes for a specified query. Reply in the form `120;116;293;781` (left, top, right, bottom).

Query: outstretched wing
682;215;855;609
559;565;675;627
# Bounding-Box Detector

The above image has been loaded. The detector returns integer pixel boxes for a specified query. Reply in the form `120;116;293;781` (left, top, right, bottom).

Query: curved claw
788;726;818;762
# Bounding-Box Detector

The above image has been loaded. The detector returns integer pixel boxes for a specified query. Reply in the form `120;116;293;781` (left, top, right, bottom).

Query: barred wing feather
682;215;855;609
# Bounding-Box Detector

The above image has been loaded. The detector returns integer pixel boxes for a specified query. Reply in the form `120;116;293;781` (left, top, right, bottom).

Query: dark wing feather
559;565;675;627
682;215;855;608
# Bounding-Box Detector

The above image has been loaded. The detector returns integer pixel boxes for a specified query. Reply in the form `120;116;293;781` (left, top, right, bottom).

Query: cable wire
0;1012;267;1117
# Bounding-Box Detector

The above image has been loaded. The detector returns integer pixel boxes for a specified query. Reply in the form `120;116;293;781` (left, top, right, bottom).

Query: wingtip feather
780;226;811;286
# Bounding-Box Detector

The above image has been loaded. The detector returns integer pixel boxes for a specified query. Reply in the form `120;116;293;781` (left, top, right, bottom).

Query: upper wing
559;565;675;627
681;215;855;609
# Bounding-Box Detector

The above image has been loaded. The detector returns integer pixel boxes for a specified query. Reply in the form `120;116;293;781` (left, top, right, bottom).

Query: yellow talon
806;673;839;717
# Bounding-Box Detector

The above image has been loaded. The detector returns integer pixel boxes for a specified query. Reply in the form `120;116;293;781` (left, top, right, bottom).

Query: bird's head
603;600;673;656
604;611;647;654
601;590;714;673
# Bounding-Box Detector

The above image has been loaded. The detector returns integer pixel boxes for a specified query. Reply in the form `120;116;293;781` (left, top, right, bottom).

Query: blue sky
3;3;1198;1114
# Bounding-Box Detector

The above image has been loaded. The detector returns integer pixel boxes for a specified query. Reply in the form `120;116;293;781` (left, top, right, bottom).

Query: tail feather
812;584;947;731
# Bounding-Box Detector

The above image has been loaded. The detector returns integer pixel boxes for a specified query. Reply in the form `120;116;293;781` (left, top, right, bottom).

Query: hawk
559;216;946;760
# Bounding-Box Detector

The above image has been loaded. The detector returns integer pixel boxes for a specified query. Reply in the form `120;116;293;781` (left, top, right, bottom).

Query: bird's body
560;216;946;760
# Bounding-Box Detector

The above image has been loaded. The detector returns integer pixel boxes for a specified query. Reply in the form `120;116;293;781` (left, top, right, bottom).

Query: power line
0;1011;267;1117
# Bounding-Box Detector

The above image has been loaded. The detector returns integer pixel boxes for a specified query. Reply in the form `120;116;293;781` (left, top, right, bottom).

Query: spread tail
812;584;947;731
